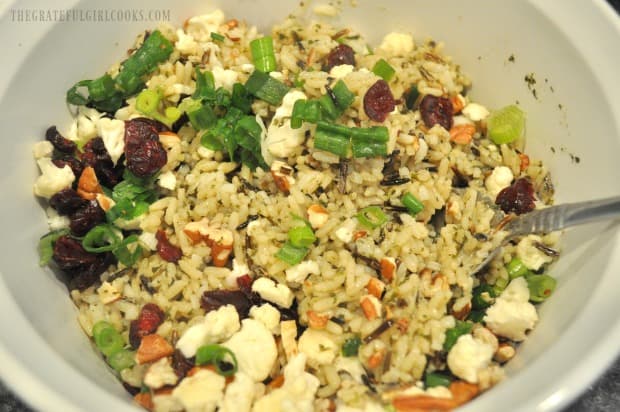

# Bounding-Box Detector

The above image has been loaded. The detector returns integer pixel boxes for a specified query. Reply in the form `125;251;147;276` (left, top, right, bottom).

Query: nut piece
380;257;396;282
270;160;295;193
77;166;103;200
366;277;386;299
307;204;329;229
307;310;329;330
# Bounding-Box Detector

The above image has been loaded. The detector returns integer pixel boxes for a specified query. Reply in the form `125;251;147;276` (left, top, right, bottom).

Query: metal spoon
471;196;620;275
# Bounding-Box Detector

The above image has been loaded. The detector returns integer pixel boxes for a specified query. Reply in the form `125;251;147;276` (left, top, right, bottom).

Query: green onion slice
341;336;362;357
38;229;70;266
356;206;388;229
107;349;136;372
505;257;531;279
250;36;277;73
372;58;396;82
245;70;289;105
443;320;473;351
210;32;225;42
424;372;452;388
401;193;424;216
195;344;238;377
526;274;557;303
487;104;525;144
288;225;316;248
275;242;309;265
92;321;125;358
135;89;161;114
471;284;496;310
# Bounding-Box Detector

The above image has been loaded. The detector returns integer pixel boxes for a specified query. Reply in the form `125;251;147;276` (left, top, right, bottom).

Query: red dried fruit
132;117;170;133
125;119;168;178
129;303;165;349
363;80;395;122
236;274;253;295
201;290;252;318
155;230;183;263
80;137;124;188
50;188;88;215
52;236;113;290
52;155;84;180
324;44;356;71
69;200;106;236
46;126;76;154
171;350;194;379
495;178;536;215
420;95;454;130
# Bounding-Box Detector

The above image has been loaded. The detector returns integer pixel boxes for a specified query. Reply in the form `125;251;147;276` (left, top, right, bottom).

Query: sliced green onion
526;274;557;303
341;336;362;357
332;80;355;112
492;276;510;296
113;236;143;267
288;225;316;248
404;85;420;110
135;89;160;114
195;344;238;377
506;257;531;279
250;36;277;73
314;125;350;157
291;99;321;129
245;70;289;105
107;349;136;372
187;104;217;130
372;58;396;82
443;320;473;351
92;321;125;358
356;206;388;229
351;140;387;158
424;372;452;388
193;67;216;101
487;104;526;144
275;242;309;265
83;225;122;253
231;83;253;114
318;94;339;120
210;32;225;42
350;126;389;143
466;309;486;323
471;284;496;310
38;229;70;266
401;193;424;216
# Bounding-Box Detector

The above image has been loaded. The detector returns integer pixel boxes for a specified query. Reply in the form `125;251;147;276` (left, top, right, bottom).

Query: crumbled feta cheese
219;371;255;412
176;305;240;357
45;207;70;230
185;9;225;42
33;158;75;198
329;64;355;80
71;107;102;143
250;303;281;334
212;66;239;92
516;235;554;270
224;258;250;288
252;277;294;308
98;118;125;165
379;32;415;56
240;63;255;73
285;260;320;283
484;277;538;341
175;29;201;55
297;329;338;366
252;353;320;412
172;369;225;412
158;171;177;190
335;219;357;243
33;141;54;159
264;90;310;159
447;334;494;383
144;358;178;389
485;166;514;198
335;356;366;383
223;319;277;381
462;102;490;122
269;71;284;81
97;281;121;304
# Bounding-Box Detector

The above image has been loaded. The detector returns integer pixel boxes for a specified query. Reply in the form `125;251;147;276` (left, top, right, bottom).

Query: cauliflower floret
33;141;54;159
172;369;225;412
516;235;554;271
249;303;281;334
176;305;240;358
379;32;414;56
297;329;338;367
484;277;538;341
144;358;178;389
285;260;320;283
98;117;125;165
251;278;294;308
219;371;255;412
264;90;311;159
447;334;494;383
462;102;490;122
485;166;514;198
33;158;75;199
223;319;277;382
252;353;320;412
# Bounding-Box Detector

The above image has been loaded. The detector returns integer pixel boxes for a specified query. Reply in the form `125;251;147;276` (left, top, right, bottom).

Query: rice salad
32;8;560;412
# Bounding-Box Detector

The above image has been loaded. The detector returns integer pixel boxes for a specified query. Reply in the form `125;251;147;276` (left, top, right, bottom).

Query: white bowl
1;0;619;411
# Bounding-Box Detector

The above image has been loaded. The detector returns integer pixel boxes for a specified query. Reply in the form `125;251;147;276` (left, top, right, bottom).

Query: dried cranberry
201;289;253;318
155;230;182;263
131;117;170;133
69;200;105;236
129;303;165;348
50;188;88;215
419;95;453;130
324;44;356;71
363;80;395;122
52;156;84;180
125;119;167;178
46;126;76;154
236;274;253;295
80;137;124;187
171;350;194;379
52;236;113;290
495;178;536;215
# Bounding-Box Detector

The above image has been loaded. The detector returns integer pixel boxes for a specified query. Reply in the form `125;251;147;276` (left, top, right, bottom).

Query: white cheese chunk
484;277;538;341
462;102;490;122
212;66;239;92
285;260;320;283
98;118;125;165
175;29;201;55
264;90;310;159
223;319;277;382
144;358;178;390
33;158;75;199
185;9;225;42
297;329;338;367
176;305;241;358
219;371;255;412
516;235;554;271
33;141;54;159
249;303;281;334
45;207;70;230
379;32;415;56
447;334;494;383
485;166;514;198
251;277;294;308
329;64;354;80
335;219;357;243
158;171;177;190
172;369;225;412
